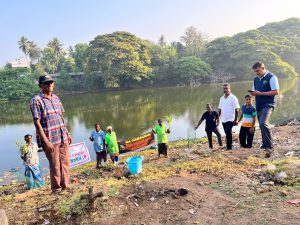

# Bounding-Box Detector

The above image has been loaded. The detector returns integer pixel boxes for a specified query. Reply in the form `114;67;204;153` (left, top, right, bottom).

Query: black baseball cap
39;75;55;84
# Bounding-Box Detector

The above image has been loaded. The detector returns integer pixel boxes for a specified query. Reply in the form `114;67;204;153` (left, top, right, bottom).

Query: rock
0;209;8;225
197;182;204;186
275;172;288;182
279;190;288;197
266;164;276;171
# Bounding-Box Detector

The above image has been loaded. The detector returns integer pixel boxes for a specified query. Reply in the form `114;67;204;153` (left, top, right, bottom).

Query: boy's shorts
158;143;168;156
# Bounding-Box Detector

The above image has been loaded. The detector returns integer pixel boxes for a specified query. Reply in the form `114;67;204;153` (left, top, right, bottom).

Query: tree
69;43;89;71
27;41;41;63
180;26;209;56
86;31;152;88
203;18;300;79
31;63;45;78
40;47;59;74
47;37;64;58
173;56;212;85
18;36;30;60
171;41;185;57
60;57;76;73
148;41;177;83
158;35;167;47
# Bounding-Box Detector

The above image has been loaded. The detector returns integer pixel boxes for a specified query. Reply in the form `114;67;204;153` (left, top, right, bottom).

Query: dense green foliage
2;18;300;99
0;68;39;100
173;56;211;83
86;32;152;88
203;18;300;79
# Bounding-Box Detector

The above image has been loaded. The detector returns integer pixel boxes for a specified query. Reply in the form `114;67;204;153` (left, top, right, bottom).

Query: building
10;58;30;68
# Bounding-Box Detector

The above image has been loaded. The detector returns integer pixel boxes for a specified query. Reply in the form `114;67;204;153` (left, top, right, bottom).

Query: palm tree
158;35;167;47
47;37;64;57
18;36;29;60
28;41;41;63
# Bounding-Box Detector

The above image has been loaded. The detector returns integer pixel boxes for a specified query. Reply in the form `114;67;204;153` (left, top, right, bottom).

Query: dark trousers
158;143;168;156
257;107;273;149
96;151;107;167
239;126;255;148
206;128;223;149
222;122;233;149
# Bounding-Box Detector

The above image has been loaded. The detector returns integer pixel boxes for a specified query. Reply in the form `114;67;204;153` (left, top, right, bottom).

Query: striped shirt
241;105;256;127
30;92;68;147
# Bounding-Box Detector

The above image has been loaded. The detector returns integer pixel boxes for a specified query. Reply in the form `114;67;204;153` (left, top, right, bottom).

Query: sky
1;0;300;66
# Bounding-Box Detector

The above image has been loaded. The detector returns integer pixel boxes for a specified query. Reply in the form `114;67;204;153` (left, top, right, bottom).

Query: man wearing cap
30;75;72;193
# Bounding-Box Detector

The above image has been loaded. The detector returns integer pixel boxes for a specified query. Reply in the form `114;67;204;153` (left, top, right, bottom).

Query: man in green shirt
105;126;119;163
152;119;170;158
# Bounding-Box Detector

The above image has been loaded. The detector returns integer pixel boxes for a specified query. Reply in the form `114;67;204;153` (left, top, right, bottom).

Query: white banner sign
69;142;91;168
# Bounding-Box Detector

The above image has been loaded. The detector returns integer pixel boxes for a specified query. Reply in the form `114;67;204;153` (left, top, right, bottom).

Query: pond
0;78;299;181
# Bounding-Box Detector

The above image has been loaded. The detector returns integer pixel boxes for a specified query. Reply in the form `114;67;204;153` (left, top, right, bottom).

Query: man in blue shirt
249;62;279;157
89;124;106;168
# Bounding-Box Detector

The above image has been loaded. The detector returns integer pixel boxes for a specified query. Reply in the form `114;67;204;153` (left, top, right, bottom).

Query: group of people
195;62;279;157
21;61;278;192
89;124;119;168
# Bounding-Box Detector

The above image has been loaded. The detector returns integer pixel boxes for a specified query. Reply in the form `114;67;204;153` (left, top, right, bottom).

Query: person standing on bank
238;95;256;148
30;75;72;194
89;124;107;168
249;62;279;156
218;83;240;150
195;103;223;149
152;119;170;158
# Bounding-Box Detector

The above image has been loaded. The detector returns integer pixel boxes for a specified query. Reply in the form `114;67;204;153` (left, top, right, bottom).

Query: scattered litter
165;200;169;204
285;150;300;157
287;199;300;205
134;202;139;207
8;168;20;173
39;207;48;212
44;219;50;224
188;209;195;215
150;197;155;202
11;180;17;185
126;194;136;199
262;181;274;186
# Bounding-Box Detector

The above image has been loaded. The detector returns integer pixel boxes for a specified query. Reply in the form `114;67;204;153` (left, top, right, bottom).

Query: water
0;78;299;179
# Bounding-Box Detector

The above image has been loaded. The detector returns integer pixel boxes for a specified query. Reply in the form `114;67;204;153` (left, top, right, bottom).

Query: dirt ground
1;124;300;225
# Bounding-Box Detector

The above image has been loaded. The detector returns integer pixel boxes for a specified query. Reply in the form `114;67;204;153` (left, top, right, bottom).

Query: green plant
16;140;28;155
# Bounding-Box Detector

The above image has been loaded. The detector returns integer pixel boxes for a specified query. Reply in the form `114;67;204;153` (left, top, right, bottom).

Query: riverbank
1;123;300;224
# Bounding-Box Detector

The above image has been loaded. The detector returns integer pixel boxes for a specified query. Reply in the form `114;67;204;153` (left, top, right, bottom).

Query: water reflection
0;78;299;176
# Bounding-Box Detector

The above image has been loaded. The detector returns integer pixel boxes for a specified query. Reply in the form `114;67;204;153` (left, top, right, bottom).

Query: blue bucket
126;156;143;174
